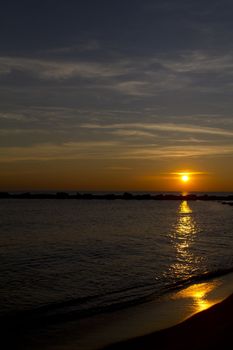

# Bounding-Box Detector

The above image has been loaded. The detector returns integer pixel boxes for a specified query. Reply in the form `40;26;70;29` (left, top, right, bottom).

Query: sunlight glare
181;175;189;182
173;282;220;313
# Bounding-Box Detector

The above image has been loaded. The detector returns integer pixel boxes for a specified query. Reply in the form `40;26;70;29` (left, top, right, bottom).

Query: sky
0;0;233;192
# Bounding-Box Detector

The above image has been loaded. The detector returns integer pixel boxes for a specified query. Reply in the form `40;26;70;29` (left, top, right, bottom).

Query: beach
3;272;232;350
0;198;232;350
1;0;233;348
102;292;233;350
85;272;233;350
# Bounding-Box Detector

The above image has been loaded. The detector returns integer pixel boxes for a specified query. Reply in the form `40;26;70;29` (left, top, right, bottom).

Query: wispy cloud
0;141;120;162
169;171;209;175
81;122;233;137
0;56;129;80
112;81;153;96
158;51;233;74
110;129;155;138
0;112;38;122
1;50;233;97
1;140;232;162
123;144;233;159
0;128;51;135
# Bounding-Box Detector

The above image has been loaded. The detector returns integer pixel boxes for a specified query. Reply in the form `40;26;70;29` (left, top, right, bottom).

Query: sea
0;194;233;348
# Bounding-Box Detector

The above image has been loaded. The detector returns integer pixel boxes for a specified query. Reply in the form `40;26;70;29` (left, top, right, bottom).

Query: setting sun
181;175;189;182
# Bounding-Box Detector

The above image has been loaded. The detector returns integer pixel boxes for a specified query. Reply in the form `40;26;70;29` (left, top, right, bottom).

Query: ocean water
0;198;233;326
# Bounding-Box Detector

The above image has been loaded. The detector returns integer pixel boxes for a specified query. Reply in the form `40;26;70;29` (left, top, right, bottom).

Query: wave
2;265;233;332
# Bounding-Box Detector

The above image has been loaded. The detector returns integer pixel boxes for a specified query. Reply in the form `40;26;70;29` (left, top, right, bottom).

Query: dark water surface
0;199;233;324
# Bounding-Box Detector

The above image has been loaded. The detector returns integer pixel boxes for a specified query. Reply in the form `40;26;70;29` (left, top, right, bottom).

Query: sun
181;175;189;182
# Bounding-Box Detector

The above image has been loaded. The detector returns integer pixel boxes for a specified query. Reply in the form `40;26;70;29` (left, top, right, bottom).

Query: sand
102;293;233;350
4;274;233;350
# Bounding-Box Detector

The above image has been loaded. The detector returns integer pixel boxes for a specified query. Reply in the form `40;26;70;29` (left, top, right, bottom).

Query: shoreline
10;272;233;350
102;292;233;350
95;272;233;350
0;191;233;202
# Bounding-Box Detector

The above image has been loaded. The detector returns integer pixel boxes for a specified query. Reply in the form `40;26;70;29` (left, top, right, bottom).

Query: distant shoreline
0;191;233;202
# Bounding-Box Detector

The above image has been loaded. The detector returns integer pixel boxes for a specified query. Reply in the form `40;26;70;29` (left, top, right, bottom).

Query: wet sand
102;293;233;350
4;274;233;350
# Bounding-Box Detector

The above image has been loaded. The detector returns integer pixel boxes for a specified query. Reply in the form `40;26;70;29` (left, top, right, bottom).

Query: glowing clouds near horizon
168;171;197;188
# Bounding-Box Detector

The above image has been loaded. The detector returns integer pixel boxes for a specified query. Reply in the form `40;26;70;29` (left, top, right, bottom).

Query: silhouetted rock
0;192;232;202
103;194;117;200
154;194;164;200
164;194;179;200
122;192;133;199
185;194;197;200
135;194;152;200
82;193;94;199
0;192;10;198
16;192;32;199
55;192;69;199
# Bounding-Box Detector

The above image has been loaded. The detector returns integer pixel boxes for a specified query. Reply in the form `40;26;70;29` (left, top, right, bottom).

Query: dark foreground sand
3;288;233;350
102;293;233;350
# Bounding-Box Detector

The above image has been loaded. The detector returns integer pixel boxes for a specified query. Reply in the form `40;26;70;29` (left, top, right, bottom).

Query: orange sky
1;3;233;193
0;157;232;192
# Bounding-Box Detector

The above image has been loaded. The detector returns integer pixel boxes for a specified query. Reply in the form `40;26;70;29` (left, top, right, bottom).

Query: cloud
0;56;130;80
0;141;120;162
157;51;233;74
169;171;209;175
108;51;233;96
80;122;233;137
1;50;233;98
123;144;233;159
0;128;51;135
0;112;34;122
112;81;153;96
110;129;155;138
1;139;232;163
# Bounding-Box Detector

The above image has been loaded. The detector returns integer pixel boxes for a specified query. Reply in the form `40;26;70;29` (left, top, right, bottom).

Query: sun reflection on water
167;201;221;316
169;201;200;279
179;200;192;214
173;281;220;313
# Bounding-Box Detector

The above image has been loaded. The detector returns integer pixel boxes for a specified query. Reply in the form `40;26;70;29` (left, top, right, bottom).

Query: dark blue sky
1;0;233;55
0;0;233;190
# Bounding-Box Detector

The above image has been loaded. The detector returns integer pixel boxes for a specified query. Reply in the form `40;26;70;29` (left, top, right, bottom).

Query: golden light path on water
174;282;219;313
56;200;231;349
169;200;198;279
170;200;221;314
